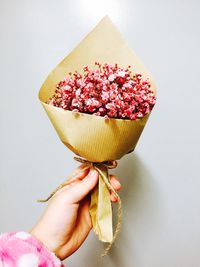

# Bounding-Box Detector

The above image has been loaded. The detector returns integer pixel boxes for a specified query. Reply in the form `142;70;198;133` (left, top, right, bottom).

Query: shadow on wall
67;153;162;267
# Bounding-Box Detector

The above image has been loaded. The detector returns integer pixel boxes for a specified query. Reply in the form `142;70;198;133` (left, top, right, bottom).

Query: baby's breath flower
47;63;156;120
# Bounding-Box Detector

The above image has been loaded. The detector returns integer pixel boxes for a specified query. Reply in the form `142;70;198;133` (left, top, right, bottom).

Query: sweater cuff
0;232;65;266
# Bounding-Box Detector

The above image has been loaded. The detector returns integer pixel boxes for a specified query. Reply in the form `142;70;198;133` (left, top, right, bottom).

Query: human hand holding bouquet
38;16;156;255
32;165;121;260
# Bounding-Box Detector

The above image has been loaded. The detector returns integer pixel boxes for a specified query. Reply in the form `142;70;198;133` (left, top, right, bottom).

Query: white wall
0;0;200;266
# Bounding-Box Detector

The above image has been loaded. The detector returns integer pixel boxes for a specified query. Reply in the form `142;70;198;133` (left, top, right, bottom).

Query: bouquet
38;16;156;254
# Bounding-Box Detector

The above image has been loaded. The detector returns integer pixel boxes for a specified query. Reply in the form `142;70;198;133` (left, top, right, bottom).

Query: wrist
30;227;60;257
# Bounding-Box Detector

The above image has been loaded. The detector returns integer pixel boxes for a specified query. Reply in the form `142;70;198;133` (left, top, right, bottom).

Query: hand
30;164;121;260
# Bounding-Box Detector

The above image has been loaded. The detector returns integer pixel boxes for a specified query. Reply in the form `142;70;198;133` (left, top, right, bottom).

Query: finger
68;164;90;182
110;193;118;202
72;163;89;176
110;175;121;191
64;168;99;203
51;179;80;198
53;165;90;197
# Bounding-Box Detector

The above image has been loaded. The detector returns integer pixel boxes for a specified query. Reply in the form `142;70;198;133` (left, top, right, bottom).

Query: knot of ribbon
74;156;118;169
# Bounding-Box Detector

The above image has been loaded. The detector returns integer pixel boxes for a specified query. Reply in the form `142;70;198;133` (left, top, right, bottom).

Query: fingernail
79;164;88;169
88;169;97;178
70;167;89;180
80;166;89;173
111;195;118;202
115;180;121;188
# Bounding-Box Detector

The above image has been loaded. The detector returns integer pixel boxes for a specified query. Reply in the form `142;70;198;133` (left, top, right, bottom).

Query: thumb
65;168;99;203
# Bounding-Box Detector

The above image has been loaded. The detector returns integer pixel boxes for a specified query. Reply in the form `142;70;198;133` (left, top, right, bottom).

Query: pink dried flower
47;63;156;120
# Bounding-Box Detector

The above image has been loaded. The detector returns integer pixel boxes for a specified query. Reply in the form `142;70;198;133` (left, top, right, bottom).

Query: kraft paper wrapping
38;16;156;244
90;165;112;242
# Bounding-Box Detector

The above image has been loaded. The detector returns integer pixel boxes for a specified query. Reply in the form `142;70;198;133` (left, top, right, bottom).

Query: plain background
0;0;200;266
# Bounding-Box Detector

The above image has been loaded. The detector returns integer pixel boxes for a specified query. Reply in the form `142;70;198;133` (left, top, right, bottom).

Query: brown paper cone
38;16;156;244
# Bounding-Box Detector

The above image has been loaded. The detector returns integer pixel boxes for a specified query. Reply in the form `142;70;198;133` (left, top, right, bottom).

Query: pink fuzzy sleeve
0;232;65;267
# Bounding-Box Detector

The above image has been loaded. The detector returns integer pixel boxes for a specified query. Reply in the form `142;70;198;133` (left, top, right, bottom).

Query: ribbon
38;157;122;256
